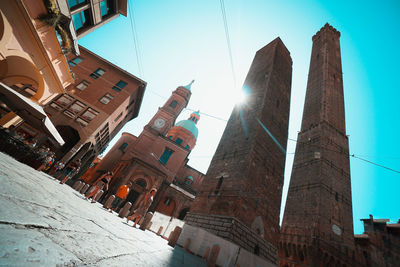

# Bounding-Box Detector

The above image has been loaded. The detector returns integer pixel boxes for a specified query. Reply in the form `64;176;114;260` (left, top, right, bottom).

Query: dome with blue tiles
167;111;200;150
175;121;197;139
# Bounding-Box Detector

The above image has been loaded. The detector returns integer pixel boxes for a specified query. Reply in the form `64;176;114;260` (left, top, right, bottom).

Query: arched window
169;100;178;108
119;142;128;151
159;148;173;165
135;179;147;189
176;138;183;145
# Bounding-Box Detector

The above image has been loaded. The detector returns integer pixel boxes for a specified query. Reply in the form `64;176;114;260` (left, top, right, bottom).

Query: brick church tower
184;38;292;265
279;24;355;266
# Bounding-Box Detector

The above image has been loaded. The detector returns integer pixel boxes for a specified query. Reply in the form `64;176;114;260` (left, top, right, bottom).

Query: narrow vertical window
169;100;178;108
159;148;173;165
214;176;224;194
119;142;128;151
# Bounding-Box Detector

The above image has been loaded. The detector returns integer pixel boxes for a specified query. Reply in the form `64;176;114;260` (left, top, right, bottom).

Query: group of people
84;171;157;228
53;159;81;184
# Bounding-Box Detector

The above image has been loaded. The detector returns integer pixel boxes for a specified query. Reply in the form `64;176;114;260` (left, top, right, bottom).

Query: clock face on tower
153;118;166;129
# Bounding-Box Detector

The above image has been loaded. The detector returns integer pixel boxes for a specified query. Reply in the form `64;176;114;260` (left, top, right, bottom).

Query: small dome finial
184;80;195;90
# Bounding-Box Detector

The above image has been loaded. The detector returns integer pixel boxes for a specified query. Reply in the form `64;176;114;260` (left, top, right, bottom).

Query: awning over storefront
0;82;65;145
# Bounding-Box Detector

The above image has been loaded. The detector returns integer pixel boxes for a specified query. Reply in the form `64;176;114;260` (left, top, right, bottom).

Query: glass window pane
159;148;173;165
69;101;86;114
81;109;97;121
100;0;109;17
72;12;84;30
169;100;178;108
88;108;99;115
95;68;105;76
81;11;86;24
112;86;121;92
56;95;74;106
72;57;83;64
116;80;127;89
76;80;89;91
99;96;110;104
68;0;78;8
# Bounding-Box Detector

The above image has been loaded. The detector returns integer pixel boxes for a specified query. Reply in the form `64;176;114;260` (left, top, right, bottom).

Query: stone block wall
185;212;277;263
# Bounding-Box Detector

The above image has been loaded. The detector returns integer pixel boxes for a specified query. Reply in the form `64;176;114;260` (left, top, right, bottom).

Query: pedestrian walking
51;161;65;177
109;182;132;212
59;159;80;184
85;171;112;203
127;188;157;228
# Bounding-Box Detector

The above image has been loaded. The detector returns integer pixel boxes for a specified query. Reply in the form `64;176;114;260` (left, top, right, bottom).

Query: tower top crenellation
312;22;341;41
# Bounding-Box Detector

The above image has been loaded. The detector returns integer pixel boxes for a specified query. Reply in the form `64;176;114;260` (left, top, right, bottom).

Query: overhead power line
286;138;400;174
128;0;143;77
219;0;237;88
350;154;400;174
184;108;228;122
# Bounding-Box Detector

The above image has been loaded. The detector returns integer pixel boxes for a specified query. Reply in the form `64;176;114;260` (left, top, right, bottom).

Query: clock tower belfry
146;81;193;136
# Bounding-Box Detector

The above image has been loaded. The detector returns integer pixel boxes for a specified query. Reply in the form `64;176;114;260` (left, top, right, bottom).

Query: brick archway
156;196;178;217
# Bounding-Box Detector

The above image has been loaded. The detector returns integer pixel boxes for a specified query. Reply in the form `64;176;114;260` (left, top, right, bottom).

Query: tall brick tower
184;38;292;265
279;24;355;266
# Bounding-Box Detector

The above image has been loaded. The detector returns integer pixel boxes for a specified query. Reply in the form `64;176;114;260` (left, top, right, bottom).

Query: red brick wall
187;38;292;263
280;24;354;266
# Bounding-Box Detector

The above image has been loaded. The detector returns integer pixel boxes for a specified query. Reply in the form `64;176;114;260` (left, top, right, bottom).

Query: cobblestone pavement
0;152;206;266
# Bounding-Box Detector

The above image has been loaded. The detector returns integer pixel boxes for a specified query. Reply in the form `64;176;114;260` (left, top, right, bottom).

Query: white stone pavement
0;152;207;267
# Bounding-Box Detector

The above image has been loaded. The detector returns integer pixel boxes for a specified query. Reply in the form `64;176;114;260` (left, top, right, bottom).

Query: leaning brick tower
279;23;355;266
184;37;292;265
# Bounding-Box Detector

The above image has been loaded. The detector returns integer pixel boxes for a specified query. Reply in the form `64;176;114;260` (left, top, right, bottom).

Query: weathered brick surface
186;213;277;263
280;24;356;266
189;38;292;264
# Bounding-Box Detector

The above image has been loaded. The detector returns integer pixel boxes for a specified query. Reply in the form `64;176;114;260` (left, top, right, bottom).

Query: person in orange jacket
109;182;132;212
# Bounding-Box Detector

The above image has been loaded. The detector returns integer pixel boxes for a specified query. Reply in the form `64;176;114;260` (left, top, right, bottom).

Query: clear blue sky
79;0;400;234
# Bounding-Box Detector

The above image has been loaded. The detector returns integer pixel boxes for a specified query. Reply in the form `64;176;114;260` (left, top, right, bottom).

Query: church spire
184;80;195;91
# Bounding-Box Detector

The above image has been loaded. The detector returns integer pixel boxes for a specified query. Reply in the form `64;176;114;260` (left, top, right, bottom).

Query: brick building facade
355;215;400;267
185;37;293;265
44;45;145;176
279;23;356;266
81;82;205;220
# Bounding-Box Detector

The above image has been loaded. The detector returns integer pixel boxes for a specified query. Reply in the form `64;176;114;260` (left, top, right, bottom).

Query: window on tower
159;148;173;165
176;138;183;145
214;176;224;195
169;100;178;108
119;142;128;152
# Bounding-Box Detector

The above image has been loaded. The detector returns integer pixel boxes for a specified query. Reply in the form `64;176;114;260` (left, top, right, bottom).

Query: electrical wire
219;0;237;88
128;0;143;78
184;108;228;122
350;154;400;174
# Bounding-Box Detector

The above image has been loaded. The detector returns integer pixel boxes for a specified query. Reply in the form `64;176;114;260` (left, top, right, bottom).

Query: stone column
167;226;182;247
139;212;153;231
